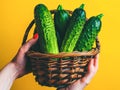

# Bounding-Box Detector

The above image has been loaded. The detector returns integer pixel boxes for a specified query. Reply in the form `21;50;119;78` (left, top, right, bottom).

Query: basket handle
50;9;73;14
96;37;100;51
22;19;35;45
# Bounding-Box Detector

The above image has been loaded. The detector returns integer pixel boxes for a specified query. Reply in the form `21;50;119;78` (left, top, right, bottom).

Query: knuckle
19;48;23;53
19;46;25;54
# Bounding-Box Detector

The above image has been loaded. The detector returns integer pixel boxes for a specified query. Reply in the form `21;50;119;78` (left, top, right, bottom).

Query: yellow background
0;0;120;90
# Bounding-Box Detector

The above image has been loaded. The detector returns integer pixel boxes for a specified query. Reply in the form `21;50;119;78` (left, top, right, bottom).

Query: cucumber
60;4;86;52
54;5;70;47
75;14;103;51
34;4;59;54
56;31;62;49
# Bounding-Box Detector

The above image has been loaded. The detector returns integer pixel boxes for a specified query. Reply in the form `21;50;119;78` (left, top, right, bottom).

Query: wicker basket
22;10;100;89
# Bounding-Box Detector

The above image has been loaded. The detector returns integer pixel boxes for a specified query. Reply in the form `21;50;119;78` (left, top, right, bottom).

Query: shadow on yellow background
0;0;120;90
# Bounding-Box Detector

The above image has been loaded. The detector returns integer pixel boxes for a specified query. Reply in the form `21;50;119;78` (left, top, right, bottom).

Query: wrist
8;62;20;79
0;62;19;90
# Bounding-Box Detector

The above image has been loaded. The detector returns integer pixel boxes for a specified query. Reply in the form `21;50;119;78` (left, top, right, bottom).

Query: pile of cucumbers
31;3;103;54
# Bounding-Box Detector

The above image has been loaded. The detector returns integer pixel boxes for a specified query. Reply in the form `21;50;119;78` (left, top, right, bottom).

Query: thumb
21;33;39;53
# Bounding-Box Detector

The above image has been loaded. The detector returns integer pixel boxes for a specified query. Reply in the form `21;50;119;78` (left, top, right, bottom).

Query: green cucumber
60;4;86;52
54;5;70;47
75;14;103;51
56;31;62;49
34;4;59;54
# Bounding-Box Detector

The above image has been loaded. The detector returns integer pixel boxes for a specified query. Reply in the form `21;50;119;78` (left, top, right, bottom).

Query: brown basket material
22;10;100;89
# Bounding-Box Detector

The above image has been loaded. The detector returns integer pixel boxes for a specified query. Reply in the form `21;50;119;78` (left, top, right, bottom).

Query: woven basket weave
22;10;100;89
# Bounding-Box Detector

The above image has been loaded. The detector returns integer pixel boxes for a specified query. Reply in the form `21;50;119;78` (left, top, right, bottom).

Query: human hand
11;33;39;78
59;54;99;90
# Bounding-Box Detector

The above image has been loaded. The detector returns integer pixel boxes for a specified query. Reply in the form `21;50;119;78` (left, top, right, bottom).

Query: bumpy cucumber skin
34;4;59;54
54;5;70;47
75;15;102;51
60;6;86;52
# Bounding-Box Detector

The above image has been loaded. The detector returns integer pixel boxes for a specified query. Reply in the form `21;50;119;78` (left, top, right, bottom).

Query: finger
20;33;39;54
80;55;99;85
94;54;99;68
87;58;94;73
80;59;94;84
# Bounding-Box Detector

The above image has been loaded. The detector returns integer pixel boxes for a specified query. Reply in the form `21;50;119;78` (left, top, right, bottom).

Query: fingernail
33;33;39;39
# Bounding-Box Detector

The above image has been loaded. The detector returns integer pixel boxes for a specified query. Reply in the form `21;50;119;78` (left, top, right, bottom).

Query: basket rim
26;48;99;59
